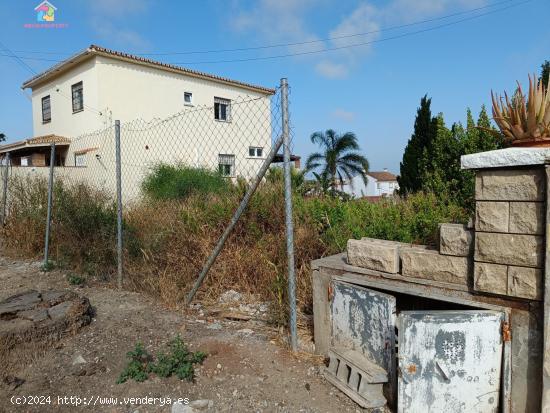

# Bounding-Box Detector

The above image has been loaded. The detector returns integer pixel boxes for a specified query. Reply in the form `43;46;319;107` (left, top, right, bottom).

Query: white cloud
90;19;151;49
230;0;320;46
315;60;349;78
227;0;491;78
317;3;381;78
88;0;151;50
329;3;380;50
332;108;356;121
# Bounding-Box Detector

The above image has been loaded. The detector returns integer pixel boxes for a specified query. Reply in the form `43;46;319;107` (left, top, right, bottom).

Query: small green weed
41;260;55;272
117;337;206;384
150;336;207;381
117;343;151;384
67;274;85;285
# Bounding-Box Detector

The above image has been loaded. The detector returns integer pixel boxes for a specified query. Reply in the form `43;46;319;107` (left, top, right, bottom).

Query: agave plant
491;74;550;143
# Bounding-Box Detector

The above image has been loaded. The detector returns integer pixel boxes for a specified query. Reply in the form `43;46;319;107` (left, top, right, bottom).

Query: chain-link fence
0;79;298;348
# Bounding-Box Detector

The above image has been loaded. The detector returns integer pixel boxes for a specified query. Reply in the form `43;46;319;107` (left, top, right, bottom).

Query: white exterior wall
342;175;399;198
31;58;105;138
27;55;274;200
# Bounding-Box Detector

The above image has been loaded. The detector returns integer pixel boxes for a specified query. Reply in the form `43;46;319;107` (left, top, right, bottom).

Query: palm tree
305;129;369;192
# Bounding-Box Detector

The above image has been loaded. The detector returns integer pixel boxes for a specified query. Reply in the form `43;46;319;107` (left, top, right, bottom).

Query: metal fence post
115;120;123;289
281;78;297;352
43;143;55;268
1;152;10;226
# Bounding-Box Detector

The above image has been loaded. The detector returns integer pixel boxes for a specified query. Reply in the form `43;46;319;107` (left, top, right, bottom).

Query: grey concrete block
400;247;469;284
347;239;400;273
508;266;542;300
475;168;545;201
475;232;544;268
439;223;473;257
509;202;544;235
475;201;509;233
474;262;508;295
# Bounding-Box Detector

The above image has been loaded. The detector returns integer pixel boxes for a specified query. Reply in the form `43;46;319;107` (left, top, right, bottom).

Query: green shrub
68;274;85;285
142;164;231;200
3;175;468;326
117;337;206;384
149;336;207;381
1;177;118;275
117;343;151;384
296;192;468;251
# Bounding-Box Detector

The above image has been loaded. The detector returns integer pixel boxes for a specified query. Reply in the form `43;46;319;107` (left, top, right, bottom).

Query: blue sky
1;0;549;173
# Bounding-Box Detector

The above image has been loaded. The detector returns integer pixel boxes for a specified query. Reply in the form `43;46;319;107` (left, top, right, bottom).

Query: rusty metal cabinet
313;254;543;412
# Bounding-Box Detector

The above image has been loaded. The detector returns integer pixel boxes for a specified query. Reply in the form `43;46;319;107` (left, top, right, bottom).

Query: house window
248;147;263;158
21;156;31;167
71;81;84;113
42;95;51;123
214;97;231;121
74;153;86;167
218;154;235;177
184;92;193;105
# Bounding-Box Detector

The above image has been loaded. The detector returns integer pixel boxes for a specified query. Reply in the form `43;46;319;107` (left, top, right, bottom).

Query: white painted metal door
330;281;396;401
398;310;504;413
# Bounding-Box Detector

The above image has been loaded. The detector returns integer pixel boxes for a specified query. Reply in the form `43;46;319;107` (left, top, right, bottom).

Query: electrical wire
7;0;516;57
0;0;530;66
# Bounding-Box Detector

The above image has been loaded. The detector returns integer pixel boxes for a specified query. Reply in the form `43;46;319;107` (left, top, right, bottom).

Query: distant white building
341;169;399;199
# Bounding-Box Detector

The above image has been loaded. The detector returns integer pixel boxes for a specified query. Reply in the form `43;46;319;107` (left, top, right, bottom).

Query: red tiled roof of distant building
367;171;398;181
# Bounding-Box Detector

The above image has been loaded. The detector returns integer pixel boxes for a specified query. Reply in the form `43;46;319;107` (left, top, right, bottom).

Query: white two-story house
342;169;399;199
0;45;275;197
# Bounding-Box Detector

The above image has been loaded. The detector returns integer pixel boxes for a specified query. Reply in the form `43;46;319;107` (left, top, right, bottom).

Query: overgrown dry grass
1;176;468;325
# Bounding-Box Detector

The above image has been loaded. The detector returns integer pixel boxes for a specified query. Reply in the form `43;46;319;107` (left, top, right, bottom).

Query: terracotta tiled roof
22;45;276;95
367;171;398;182
0;134;71;153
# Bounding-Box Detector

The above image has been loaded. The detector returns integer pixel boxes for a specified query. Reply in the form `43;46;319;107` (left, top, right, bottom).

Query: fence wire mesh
0;83;297;321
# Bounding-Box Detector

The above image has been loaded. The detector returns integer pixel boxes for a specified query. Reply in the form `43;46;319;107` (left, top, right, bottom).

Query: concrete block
509;202;544;235
475;232;543;268
475;201;509;233
475;168;545;201
474;262;508;295
347;239;399;273
508;266;542;300
400;248;468;284
439;223;473;257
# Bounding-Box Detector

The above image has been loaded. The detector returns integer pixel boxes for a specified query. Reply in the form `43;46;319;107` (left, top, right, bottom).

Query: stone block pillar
461;147;550;412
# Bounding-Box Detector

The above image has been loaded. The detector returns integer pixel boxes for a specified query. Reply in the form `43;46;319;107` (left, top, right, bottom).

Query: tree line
399;59;549;211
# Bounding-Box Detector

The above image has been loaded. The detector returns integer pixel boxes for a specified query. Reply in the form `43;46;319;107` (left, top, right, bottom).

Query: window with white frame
21;156;30;167
218;154;235;177
74;153;86;167
214;97;231;121
248;147;263;158
184;92;193;105
42;95;51;123
71;81;84;113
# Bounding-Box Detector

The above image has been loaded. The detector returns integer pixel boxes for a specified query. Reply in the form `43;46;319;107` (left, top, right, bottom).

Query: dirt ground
0;254;361;413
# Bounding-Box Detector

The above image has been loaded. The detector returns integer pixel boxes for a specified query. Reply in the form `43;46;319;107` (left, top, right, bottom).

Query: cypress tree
398;95;437;193
541;60;549;89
